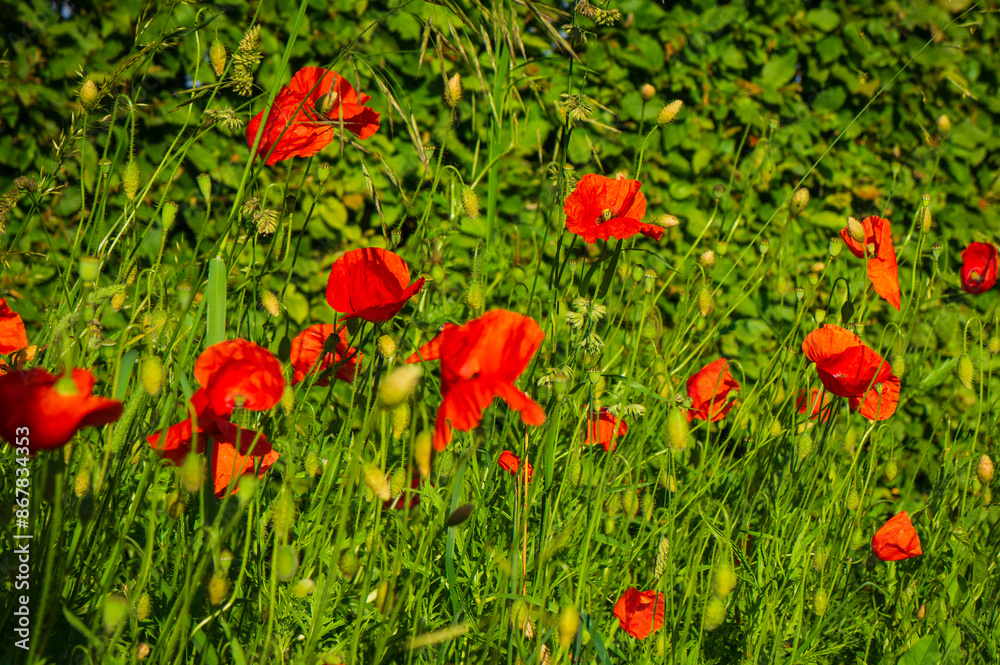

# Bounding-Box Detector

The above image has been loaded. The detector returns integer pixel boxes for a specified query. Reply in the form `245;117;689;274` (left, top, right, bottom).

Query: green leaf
806;9;841;32
898;634;941;665
760;52;798;90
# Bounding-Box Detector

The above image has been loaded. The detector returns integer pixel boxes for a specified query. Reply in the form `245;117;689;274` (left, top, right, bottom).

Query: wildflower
194;339;285;414
802;325;900;421
498;450;533;482
613;588;665;639
0;368;123;450
583;407;627;452
686;358;739;422
325;247;424;323
406;309;545;450
0;298;29;355
246;67;380;165
960;242;998;294
839;215;901;310
795;388;832;422
871;511;922;561
289;324;360;386
563;174;664;244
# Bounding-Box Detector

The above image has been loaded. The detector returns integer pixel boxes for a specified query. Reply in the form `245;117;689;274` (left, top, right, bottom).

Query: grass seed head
445;73;463;108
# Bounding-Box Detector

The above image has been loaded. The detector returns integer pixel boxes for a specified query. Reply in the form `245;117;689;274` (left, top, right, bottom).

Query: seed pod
713;563;737;599
828;237;843;257
702;596;726;631
656;100;683;126
667;408;689;450
140;355;163;396
919;206;932;234
957;354;975;390
197;173;212;201
445;73;463;108
207;573;229;605
978;455;994;485
813;588;829;616
210;40;227;77
122;161;140;201
79;256;100;284
80;80;99;110
162;201;178;231
275;545;299;581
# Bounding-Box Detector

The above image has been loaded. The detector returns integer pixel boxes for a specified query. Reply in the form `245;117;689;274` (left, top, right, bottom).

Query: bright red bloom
246;67;380;165
960;241;998;294
194;339;285;415
564;174;664;244
796;388;833;422
212;438;280;498
406;309;545;450
497;450;534;482
0;368;123;450
289;324;360;386
687;358;739;422
613;588;666;639
839;215;901;310
584;408;628;452
802;325;900;421
326;247;425;323
0;298;28;354
871;511;922;562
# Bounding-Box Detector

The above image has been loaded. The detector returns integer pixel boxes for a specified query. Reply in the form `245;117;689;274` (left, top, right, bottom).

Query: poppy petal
325;247;423;323
0;298;28;354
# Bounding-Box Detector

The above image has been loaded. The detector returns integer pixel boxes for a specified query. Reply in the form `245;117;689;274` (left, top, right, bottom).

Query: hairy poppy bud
641;84;656;102
293;578;316;598
957;354;975;390
180;452;204;493
621;489;639;519
210;39;227;77
378;365;422;409
568;457;583;488
103;594;129;634
375;580;393;614
363;463;391;501
936;114;951;135
140;355;163;396
391;403;409;439
166;491;185;519
161;201;178;231
122;161;140;201
698;285;713;317
260;289;280;317
338;550;359;578
465;281;484;311
667;408;688;451
699;250;715;267
74;466;91;498
631;264;645;283
79;255;101;284
207;573;229;605
656;99;683;126
796;432;813;460
461;185;479;219
713;563;737;598
558;605;579;647
445;73;463;109
271;488;296;538
703;596;726;631
176;282;194;309
376;334;396;359
846;217;865;243
658;214;680;229
813;588;829;616
414;431;433;478
978;455;994;485
80;79;99;111
304;451;320;477
136;593;152;621
846;488;860;511
790;187;810;215
275;545;299;581
883;458;898;482
111;291;126;311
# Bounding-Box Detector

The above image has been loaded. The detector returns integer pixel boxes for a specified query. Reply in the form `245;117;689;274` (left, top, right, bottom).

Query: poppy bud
176;282;194;309
846;488;860;511
703;596;726;631
74;466;91;498
814;309;826;324
103;594;129;634
259;289;279;317
642;493;655;521
445;73;463;109
640;84;656;101
699;250;715;267
166;491;185;519
271;488;297;539
275;545;299;581
698;285;713;317
978;455;994;485
656;99;683;126
389;467;406;498
790;187;810;215
813;588;829;616
390;403;410;439
375;579;393;614
603;516;616;535
122;160;140;201
280;384;294;416
658;214;680;229
304;451;320;477
136;593;152;621
713;563;737;598
568;457;582;488
160;201;179;231
315;90;341;116
363;463;391;501
293;577;316;598
180;453;204;493
957;353;975;390
378;365;422;409
207;573;229;605
936;114;951;135
883;458;898;483
558;605;579;647
465;281;484;311
630;264;644;283
210;39;227;77
78;255;100;285
80;79;99;111
111;291;126;311
667;408;689;451
621;489;639;519
430;264;445;285
412;430;433;478
985;487;993;506
140;355;163;396
796;432;813;460
846;217;865;243
197;173;212;201
338;550;360;578
461;185;479;219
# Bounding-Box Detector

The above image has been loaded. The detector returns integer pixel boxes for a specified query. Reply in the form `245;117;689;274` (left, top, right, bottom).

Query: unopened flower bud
80;80;99;111
883;458;898;482
414;430;433;478
815;309;826;324
176;282;194;309
197;173;211;201
631;265;645;283
180;452;204;493
140;355;163;396
293;578;316;598
377;334;396;359
363;463;391;502
162;201;178;231
207;573;229;605
796;432;813;460
828;237;843;257
257;290;278;318
658;214;680;228
280;384;294;416
846;217;865;242
271;488;296;538
978;455;994;485
445;73;463;109
667;408;689;451
699;250;715;267
79;256;101;284
656;99;683;126
957;353;975;390
640;84;656;102
465;281;484;311
713;563;737;598
936;114;951;135
74;466;91;498
813;588;829;616
136;593;152;621
790;187;810;215
460;185;479;219
275;545;299;581
122;160;140;201
698;285;713;316
210;40;227;77
111;291;126;311
103;594;129;634
391;403;410;439
558;605;580;647
702;596;726;631
338;550;360;578
378;365;422;408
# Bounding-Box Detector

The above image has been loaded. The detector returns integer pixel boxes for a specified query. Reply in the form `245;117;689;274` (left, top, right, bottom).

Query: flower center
315;91;342;117
969;269;981;283
53;376;79;396
232;394;247;409
597;209;615;224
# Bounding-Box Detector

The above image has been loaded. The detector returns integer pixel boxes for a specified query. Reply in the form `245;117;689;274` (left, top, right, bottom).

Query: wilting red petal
839;216;900;310
960;242;998;294
872;511;922;561
0;368;123;450
289;324;361;386
246;67;379;165
212;440;279;498
194;339;285;415
584;408;628;452
613;588;666;639
325;247;424;323
564;174;658;244
0;298;28;354
686;358;739;422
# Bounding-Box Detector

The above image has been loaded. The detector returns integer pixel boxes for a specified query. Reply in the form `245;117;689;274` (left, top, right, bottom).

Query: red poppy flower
960;241;998;294
796;388;833;422
839;215;901;310
613;588;666;639
0;298;28;354
289;324;361;386
246;67;380;165
497;450;534;482
194;339;285;415
687;358;740;422
407;309;545;450
564;174;664;244
325;247;425;323
584;408;628;452
802;325;900;421
212;438;280;498
0;368;123;450
871;511;922;561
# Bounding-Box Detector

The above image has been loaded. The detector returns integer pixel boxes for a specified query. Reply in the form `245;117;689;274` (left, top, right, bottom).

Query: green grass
1;1;999;664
